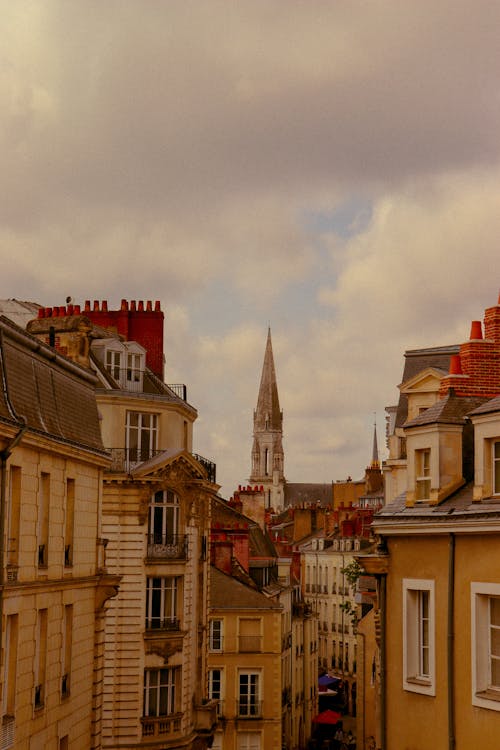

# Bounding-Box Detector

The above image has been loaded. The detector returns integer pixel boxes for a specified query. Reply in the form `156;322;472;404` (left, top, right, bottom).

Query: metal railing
145;617;180;631
147;534;188;561
237;700;263;718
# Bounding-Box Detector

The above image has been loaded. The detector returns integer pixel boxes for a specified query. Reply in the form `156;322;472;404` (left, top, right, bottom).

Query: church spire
249;328;285;509
254;328;282;432
371;416;380;469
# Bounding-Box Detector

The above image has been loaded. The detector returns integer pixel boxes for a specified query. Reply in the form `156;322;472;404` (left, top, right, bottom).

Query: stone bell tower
249;328;285;509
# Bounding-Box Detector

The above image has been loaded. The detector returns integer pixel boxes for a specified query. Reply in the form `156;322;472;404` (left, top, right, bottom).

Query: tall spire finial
371;414;379;468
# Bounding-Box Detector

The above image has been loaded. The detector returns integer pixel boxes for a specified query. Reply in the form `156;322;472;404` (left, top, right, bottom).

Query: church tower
250;329;285;509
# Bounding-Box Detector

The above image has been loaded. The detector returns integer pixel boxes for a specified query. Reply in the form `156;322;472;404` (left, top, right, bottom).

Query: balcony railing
141;714;182;737
106;448;216;481
237;700;263;718
145;617;180;631
147;534;188;561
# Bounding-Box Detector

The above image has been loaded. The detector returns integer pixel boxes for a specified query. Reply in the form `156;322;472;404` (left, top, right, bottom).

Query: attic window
106;349;122;380
494;442;500;495
416;449;431;502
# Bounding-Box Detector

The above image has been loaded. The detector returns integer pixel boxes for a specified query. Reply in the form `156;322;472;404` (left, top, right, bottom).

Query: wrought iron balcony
147;534;188;561
237;700;263;718
145;617;180;631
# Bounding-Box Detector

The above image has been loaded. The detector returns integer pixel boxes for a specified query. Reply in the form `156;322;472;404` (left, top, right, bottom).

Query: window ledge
406;676;432;687
476;689;500;703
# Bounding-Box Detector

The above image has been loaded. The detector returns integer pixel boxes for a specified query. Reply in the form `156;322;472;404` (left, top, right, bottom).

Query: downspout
448;533;455;750
379;572;387;750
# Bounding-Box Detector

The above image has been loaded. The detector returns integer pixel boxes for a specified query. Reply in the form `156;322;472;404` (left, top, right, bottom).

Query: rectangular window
64;479;75;567
126;412;158;467
146;577;179;630
415;449;431;501
209;668;224;715
105;349;122;380
127;353;142;385
493;442;500;495
143;668;179;717
35;609;48;709
237;733;261;750
403;579;435;695
471;582;500;710
209;619;223;651
238;672;261;717
7;466;21;568
61;605;73;698
38;473;50;567
3;614;18;717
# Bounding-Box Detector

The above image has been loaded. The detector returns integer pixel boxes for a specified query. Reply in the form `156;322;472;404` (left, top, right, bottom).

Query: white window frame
209;619;223;651
105;349;122;380
403;578;435;695
238;670;261;717
143;667;178;717
148;489;179;544
237;732;261;750
126;411;158;467
146;577;179;629
415;449;431;502
209;667;224;715
471;582;500;710
493;442;500;495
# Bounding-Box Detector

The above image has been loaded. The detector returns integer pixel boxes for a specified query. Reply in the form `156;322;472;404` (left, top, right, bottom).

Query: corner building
0;315;117;750
28;300;219;750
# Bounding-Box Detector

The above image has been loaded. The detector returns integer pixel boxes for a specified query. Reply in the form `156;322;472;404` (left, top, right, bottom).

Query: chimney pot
74;304;81;314
449;354;463;375
154;300;161;311
131;300;136;311
102;300;108;312
84;300;91;312
146;300;152;311
470;320;483;340
93;300;99;312
38;308;45;318
138;300;144;311
67;304;74;315
121;299;128;311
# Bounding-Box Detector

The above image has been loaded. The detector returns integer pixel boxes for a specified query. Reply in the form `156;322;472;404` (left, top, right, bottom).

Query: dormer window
416;449;431;501
106;349;122;380
127;353;142;387
494;442;500;495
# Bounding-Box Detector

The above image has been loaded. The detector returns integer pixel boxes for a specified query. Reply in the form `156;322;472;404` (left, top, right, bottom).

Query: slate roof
395;345;459;428
404;392;487;428
210;566;282;610
0;316;105;453
374;482;500;527
469;396;500;417
284;482;332;507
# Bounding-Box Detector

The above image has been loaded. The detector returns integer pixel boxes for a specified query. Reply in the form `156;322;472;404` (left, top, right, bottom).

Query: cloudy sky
2;1;500;497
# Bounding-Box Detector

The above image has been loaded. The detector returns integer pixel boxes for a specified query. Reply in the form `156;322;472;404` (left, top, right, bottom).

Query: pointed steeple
249;328;285;509
371;418;380;469
254;328;282;432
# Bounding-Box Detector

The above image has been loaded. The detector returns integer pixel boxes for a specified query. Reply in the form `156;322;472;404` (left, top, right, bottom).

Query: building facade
27;300;219;749
370;293;500;749
0;315;118;750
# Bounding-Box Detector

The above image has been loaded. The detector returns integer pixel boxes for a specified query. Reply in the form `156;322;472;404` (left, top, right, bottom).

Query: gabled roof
210;566;282;610
404;392;486;428
395;345;459;428
130;448;209;480
399;366;449;394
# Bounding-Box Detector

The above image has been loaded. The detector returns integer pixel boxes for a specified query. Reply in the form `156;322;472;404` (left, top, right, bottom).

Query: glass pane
491;656;500;688
495;442;500;459
495;460;500;493
491;598;500;626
